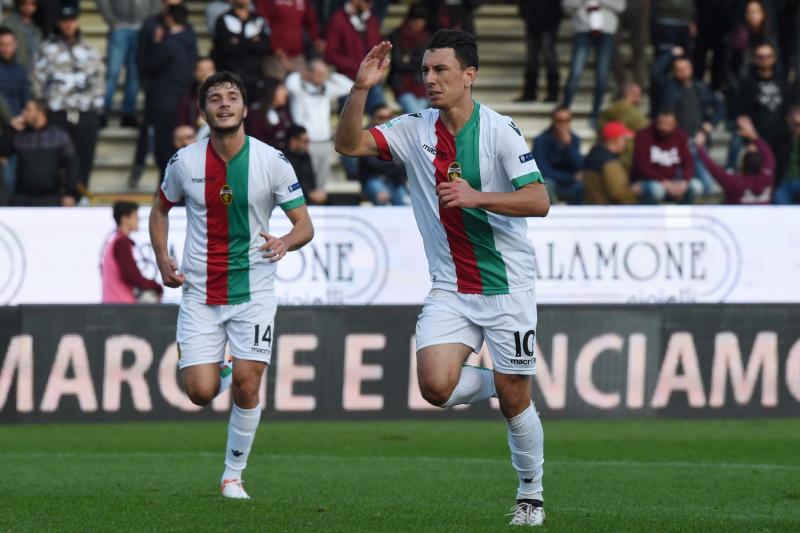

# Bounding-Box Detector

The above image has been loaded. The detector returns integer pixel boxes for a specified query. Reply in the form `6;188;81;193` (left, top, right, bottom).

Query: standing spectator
611;0;651;88
738;42;789;153
285;58;352;191
0;0;42;70
533;107;584;204
632;108;702;203
141;3;196;177
245;78;294;151
0;28;29;116
283;124;326;204
175;56;215;133
774;104;800;203
255;0;323;71
101;201;163;303
325;0;383;112
693;0;738;91
0;99;78;206
651;0;696;58
357;105;409;205
516;0;561;103
561;0;627;126
694;115;775;204
727;0;778;83
387;2;430;113
583;121;640;204
211;0;271;96
96;0;161;128
32;4;105;197
598;80;648;132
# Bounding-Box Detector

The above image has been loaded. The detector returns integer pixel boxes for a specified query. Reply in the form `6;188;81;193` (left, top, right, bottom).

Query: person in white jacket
561;0;626;125
285;58;353;192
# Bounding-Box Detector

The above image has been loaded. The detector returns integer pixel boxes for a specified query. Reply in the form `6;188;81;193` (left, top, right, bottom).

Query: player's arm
259;205;314;263
149;194;185;287
333;41;392;157
436;181;550;217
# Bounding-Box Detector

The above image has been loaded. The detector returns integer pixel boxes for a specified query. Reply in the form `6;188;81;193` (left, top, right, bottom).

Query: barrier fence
2;304;798;422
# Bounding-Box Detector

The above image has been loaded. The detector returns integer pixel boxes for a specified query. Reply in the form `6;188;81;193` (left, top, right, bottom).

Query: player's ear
464;66;477;89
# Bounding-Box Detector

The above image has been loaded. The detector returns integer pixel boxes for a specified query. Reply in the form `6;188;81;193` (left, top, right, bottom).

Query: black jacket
142;27;198;113
518;0;562;32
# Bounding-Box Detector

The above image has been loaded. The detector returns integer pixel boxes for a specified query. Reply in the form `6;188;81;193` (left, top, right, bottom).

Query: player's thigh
176;298;228;370
481;289;538;376
225;294;277;365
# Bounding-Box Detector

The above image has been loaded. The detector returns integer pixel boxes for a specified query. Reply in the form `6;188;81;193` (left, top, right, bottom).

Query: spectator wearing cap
32;4;105;197
387;2;430;113
632;108;702;204
101;201;163;303
0;0;42;70
532;107;584;204
255;0;324;72
694;115;774;204
583;121;640;204
358;105;409;206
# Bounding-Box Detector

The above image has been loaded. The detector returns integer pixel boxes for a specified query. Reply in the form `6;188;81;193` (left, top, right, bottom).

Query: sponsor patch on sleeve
288;182;302;192
518;152;535;164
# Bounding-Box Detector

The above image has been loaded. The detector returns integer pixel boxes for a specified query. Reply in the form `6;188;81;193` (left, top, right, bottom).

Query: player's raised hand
354;41;392;90
259;232;288;262
436;178;481;209
158;257;185;288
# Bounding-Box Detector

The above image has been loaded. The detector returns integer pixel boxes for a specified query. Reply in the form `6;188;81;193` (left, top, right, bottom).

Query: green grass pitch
1;419;799;532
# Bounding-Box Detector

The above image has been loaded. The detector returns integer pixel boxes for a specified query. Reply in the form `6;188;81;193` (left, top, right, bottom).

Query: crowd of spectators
1;0;800;206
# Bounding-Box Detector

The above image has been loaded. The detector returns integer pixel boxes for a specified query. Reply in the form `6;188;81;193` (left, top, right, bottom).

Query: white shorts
176;294;277;369
415;288;538;375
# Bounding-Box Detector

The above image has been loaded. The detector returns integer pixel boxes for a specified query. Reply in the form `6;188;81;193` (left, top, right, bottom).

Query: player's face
421;48;476;110
202;83;247;135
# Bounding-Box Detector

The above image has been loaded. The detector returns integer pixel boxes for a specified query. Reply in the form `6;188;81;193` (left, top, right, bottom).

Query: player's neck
438;98;475;136
210;130;246;162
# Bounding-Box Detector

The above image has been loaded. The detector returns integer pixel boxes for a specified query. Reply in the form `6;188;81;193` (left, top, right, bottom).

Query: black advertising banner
1;305;799;422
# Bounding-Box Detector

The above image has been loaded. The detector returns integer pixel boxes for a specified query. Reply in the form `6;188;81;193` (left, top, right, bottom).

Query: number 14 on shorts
252;324;272;354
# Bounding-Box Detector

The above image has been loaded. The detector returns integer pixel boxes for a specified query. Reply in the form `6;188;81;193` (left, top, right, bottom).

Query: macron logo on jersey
519;152;534;164
288;182;302;192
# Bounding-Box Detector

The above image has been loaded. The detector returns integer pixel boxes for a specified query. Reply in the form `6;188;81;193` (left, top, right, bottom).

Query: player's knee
185;383;216;406
418;379;453;407
232;375;260;405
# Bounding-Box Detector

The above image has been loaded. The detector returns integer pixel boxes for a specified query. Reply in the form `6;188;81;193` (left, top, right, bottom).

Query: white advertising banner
0;206;798;305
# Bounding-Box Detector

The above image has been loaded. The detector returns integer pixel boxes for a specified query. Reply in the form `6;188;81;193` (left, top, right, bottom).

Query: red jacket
324;8;381;80
697;138;775;204
255;0;319;58
632;125;694;183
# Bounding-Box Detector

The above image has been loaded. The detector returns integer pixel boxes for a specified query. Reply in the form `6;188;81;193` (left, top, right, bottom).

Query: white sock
218;357;233;396
506;401;544;501
221;403;261;482
442;365;496;408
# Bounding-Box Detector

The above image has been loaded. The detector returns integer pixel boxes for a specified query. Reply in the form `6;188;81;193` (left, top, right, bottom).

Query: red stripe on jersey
158;188;174;209
369;128;392;161
205;142;229;304
433;118;482;293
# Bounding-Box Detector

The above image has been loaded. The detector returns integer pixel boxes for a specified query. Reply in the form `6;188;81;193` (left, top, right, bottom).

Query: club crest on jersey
447;162;462;182
220;184;233;205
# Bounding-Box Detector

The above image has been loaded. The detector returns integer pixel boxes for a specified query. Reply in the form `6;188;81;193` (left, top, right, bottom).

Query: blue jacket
532;127;583;186
0;59;31;116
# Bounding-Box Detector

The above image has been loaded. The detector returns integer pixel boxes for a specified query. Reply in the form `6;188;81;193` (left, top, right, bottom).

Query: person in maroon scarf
387;2;430;113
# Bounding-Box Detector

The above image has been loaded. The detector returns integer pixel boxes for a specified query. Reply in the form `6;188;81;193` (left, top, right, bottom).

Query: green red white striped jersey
159;136;306;305
369;101;544;295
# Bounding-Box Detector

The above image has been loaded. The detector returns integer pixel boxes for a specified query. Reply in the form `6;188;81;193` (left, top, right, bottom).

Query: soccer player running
149;71;314;499
335;30;550;526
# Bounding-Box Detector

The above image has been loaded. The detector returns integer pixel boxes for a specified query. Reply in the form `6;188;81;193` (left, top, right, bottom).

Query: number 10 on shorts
514;330;535;358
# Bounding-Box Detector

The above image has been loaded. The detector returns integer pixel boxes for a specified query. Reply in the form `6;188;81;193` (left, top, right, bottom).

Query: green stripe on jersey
456;102;510;294
512;171;545;190
226;137;251;304
280;196;306;212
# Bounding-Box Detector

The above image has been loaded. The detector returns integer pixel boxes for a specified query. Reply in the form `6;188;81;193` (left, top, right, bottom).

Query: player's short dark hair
113;201;139;226
198;71;248;112
426;29;479;70
166;4;188;26
286;125;307;140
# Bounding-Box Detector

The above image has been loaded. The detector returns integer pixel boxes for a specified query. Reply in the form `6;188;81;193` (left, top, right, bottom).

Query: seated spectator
0;0;42;70
172;124;196;150
583;121;640;204
632;108;702;204
516;0;561;103
0;99;78;206
532;107;584;204
284;125;327;205
358;105;409;206
255;0;324;71
325;0;383;112
387;2;430;113
694;116;774;204
774;105;800;204
102;201;163;303
176;56;216;133
0;28;29;119
211;0;271;96
598;80;648;133
285;58;352;191
245;78;294;151
32;5;105;197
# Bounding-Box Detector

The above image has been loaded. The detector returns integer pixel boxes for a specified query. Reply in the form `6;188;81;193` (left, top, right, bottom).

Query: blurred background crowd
1;0;799;208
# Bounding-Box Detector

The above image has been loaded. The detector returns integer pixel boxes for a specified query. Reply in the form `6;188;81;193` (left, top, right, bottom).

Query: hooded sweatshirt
632;124;694;182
